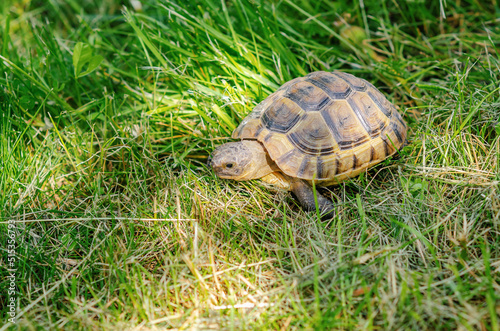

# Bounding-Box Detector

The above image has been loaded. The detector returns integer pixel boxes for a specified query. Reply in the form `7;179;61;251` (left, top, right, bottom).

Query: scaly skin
209;140;336;218
290;179;335;219
208;140;276;180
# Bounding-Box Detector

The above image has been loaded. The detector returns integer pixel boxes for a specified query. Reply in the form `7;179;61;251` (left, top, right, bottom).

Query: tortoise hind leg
290;179;335;219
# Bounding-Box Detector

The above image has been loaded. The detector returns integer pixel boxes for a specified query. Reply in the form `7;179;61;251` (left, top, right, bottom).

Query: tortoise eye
226;163;234;169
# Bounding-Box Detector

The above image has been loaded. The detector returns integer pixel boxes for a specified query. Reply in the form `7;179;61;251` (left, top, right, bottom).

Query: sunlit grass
1;0;499;330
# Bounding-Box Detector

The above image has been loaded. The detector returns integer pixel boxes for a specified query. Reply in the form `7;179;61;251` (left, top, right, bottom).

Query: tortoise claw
290;179;335;219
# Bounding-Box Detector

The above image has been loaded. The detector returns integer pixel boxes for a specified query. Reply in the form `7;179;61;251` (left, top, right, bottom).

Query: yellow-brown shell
232;71;407;185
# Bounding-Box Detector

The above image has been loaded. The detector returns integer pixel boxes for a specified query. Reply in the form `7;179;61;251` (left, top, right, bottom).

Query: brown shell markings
232;71;407;184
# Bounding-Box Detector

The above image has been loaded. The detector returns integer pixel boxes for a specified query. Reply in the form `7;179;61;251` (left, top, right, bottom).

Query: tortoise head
208;140;275;181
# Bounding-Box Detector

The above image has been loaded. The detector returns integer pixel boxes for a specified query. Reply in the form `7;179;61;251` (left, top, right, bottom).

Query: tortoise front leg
290;179;335;219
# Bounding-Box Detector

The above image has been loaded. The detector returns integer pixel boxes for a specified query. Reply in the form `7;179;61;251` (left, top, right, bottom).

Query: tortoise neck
240;140;277;180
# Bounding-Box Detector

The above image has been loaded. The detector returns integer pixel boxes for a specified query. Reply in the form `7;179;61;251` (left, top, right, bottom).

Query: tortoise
208;71;407;217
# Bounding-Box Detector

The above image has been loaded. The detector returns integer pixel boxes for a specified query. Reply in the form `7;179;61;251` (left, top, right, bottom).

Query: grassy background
1;0;500;329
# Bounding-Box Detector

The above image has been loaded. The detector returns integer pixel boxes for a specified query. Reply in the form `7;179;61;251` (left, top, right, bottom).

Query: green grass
1;0;500;329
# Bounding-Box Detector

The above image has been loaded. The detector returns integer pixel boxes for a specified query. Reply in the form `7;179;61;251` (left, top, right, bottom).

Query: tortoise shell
232;71;407;185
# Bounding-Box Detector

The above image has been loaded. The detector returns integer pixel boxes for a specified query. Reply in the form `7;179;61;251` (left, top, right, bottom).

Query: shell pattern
232;71;408;184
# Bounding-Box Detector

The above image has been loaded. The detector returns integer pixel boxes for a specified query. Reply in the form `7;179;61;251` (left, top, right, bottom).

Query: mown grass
1;0;499;329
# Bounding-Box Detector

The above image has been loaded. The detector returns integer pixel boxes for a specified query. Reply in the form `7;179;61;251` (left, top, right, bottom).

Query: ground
1;0;499;330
